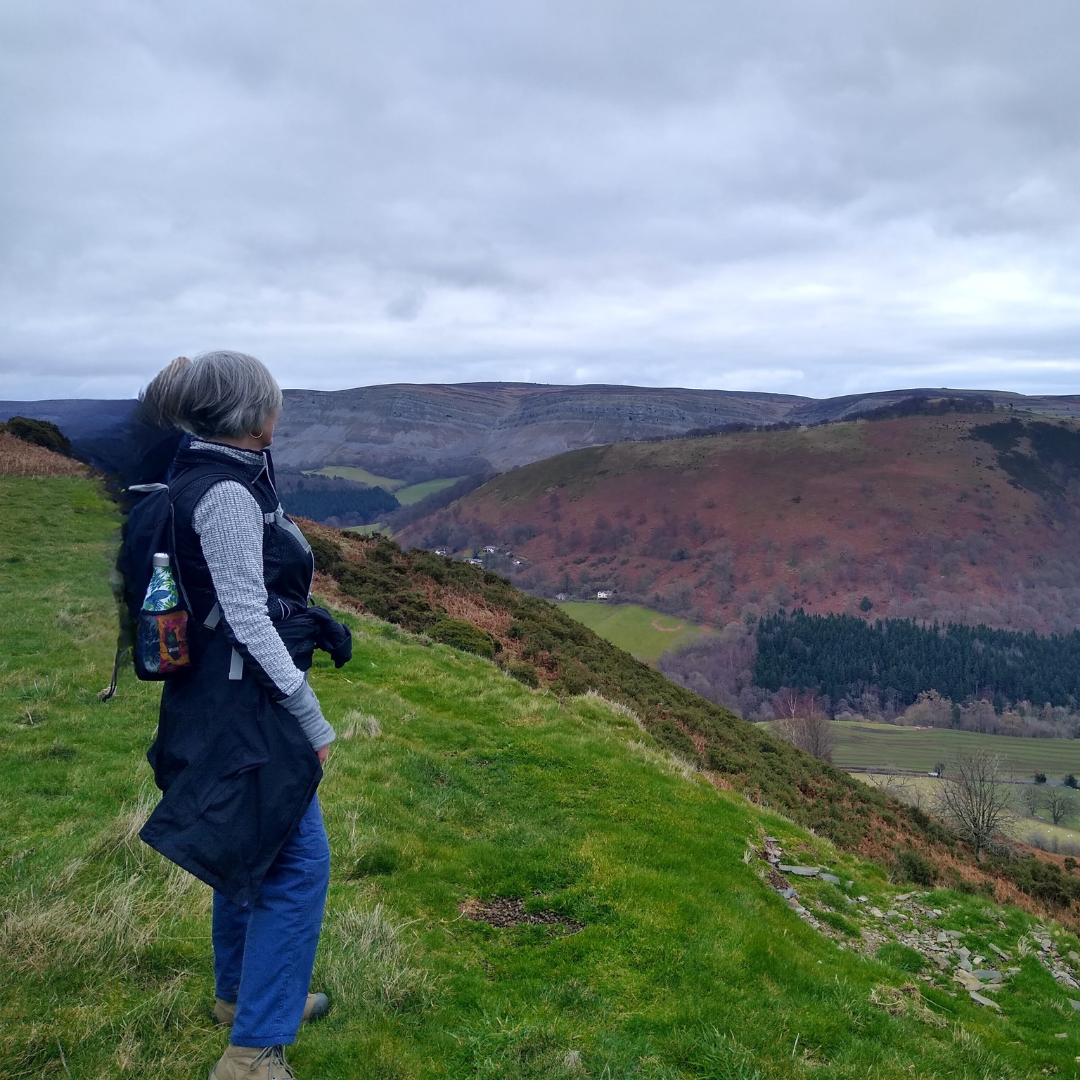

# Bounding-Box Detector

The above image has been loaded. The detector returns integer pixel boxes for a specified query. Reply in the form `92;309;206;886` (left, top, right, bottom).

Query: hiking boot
212;993;330;1028
208;1044;296;1080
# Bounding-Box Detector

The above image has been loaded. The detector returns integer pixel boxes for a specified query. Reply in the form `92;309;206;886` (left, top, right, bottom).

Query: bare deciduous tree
1045;787;1077;827
934;750;1014;860
772;712;835;763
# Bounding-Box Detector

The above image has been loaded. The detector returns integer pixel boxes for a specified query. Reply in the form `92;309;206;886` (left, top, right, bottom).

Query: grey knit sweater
189;440;335;751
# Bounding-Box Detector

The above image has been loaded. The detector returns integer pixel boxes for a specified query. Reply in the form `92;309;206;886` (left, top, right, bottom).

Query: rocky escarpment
7;383;1080;481
271;382;808;472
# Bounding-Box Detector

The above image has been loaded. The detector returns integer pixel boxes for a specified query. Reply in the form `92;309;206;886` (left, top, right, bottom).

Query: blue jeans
212;795;330;1047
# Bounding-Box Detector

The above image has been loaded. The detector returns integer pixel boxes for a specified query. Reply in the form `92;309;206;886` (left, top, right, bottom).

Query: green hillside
556;601;705;661
832;721;1080;777
7;475;1080;1078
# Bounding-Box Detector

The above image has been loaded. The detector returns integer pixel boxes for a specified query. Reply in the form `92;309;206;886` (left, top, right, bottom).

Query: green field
310;465;405;490
557;602;705;661
8;475;1080;1077
342;522;393;537
833;720;1080;777
310;467;465;506
393;476;466;505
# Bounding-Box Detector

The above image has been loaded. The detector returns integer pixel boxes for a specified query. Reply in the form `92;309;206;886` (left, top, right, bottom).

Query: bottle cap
152;552;170;568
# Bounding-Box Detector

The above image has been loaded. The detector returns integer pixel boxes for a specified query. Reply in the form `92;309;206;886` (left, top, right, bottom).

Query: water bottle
143;553;179;612
137;553;186;675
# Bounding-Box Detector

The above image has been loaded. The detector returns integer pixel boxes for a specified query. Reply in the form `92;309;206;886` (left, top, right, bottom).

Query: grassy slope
302;524;935;857
832;721;1080;776
6;478;1080;1078
556;602;705;662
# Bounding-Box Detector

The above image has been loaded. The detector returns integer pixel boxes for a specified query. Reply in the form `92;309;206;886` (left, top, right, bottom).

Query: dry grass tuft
317;903;433;1012
627;739;698;783
0;792;211;980
339;709;382;739
92;786;160;857
0;432;89;477
578;689;645;730
2;874;158;974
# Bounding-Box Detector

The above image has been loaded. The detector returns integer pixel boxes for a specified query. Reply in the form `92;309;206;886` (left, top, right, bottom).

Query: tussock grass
317;903;433;1013
338;709;382;739
626;738;699;783
578;687;645;729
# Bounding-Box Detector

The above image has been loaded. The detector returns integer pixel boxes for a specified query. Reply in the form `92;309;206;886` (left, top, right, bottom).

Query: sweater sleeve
192;480;335;751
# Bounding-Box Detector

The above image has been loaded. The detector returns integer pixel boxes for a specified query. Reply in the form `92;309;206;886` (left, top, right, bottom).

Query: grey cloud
1;0;1079;399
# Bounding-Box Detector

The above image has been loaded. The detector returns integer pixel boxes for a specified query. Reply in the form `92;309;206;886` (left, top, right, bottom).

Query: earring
249;429;263;439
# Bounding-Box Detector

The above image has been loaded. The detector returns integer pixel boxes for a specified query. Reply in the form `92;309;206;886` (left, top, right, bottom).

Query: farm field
311;466;465;506
832;720;1080;777
855;773;1080;847
556;601;706;661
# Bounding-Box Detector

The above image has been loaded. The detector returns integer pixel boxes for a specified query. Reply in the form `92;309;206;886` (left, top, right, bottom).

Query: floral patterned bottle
143;553;179;612
137;553;187;674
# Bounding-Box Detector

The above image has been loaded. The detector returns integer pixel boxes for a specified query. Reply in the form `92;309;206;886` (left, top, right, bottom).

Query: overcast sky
2;0;1079;401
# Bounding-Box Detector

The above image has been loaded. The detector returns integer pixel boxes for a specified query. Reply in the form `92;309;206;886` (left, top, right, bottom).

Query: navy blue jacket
139;441;350;905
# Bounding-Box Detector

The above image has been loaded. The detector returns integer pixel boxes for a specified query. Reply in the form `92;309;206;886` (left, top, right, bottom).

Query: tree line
754;609;1080;711
275;471;399;526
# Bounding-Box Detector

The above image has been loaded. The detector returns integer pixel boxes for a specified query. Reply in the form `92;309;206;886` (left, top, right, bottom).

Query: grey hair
140;351;283;438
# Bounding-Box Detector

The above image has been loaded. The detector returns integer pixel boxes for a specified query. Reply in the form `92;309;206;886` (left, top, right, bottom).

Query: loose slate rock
460;896;583;932
778;865;820;877
969;991;1000;1009
820;873;841;885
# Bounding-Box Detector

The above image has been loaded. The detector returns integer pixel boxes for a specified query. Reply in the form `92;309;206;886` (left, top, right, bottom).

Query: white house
482;545;499;554
597;590;614;600
434;548;448;556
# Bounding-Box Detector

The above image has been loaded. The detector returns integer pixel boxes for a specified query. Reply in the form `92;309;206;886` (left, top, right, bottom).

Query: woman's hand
317;745;329;766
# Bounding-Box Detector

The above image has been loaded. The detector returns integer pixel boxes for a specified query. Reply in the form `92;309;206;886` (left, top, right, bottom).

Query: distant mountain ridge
3;382;1080;477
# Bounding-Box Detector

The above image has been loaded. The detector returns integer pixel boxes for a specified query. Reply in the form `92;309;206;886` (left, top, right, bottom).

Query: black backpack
100;465;247;699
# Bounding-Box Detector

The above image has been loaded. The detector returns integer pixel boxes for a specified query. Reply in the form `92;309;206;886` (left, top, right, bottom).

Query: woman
137;351;350;1080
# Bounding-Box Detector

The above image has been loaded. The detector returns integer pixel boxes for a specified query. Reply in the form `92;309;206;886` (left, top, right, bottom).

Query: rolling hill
398;411;1080;638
